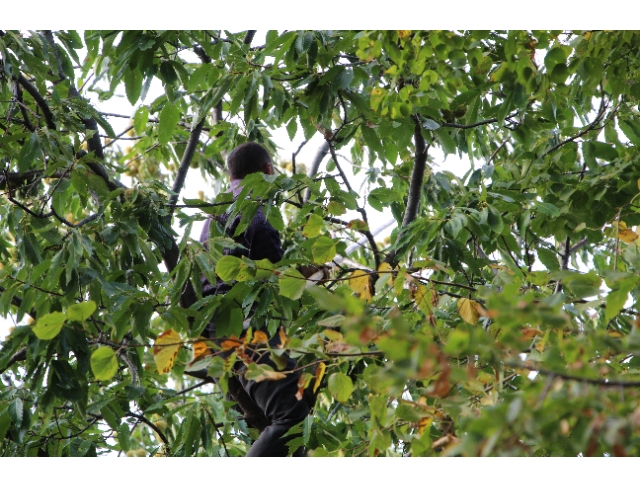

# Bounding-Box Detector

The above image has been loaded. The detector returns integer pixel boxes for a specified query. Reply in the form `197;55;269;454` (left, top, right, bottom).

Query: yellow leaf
153;329;182;374
277;327;289;348
417;417;432;435
619;228;639;244
398;30;411;40
251;330;269;345
349;270;372;302
192;340;210;360
221;336;243;351
313;362;326;393
411;284;434;315
457;298;480;325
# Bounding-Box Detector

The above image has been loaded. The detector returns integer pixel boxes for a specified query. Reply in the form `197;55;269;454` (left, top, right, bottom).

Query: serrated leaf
245;363;287;382
313;362;326;393
153;329;182;374
67;301;97;322
215;255;242;281
311;236;336;264
328;372;354;403
158;102;181;145
457;298;481;325
421;118;441;130
412;284;434;316
327;201;346;216
535;202;560;218
317;315;345;327
33;312;66;340
279;268;306;300
537;248;560;271
90;347;118;381
9;398;23;426
303;213;324;238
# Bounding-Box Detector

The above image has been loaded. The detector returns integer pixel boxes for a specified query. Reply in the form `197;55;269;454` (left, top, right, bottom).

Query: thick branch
167;118;205;215
125;412;170;449
1;347;27;374
243;31;257;46
303;141;330;203
16;74;55;130
13;82;35;132
385;116;429;267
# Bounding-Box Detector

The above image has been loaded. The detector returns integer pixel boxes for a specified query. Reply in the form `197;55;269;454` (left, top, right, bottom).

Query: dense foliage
2;30;640;457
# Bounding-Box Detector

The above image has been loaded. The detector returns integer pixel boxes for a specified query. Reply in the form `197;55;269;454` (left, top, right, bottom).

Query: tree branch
511;362;640;388
385;115;430;267
16;74;55;130
243;31;257;46
125;412;170;450
303;141;330;203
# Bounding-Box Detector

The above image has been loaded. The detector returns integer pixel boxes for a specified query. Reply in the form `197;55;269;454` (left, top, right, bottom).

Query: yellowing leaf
192;341;209;360
251;330;269;345
245;363;287;382
349;270;372;302
313;362;326;393
221;336;243;351
619;228;639;244
153;329;182;374
457;298;481;325
411;284;434;316
398;30;411;40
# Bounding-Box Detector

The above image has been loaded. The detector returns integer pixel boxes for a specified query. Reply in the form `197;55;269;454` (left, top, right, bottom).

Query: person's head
227;141;274;180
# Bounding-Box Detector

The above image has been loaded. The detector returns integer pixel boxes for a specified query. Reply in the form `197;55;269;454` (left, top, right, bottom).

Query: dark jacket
199;184;283;297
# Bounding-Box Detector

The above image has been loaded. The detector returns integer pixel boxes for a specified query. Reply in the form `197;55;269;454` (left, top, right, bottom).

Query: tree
2;29;640;457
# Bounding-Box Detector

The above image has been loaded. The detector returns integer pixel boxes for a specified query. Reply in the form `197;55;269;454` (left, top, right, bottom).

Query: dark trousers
205;321;309;456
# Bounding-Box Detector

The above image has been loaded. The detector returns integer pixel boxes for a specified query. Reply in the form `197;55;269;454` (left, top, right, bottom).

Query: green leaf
303;213;324;238
158;101;181;145
328;372;354;403
562;271;602;299
544;47;567;70
605;276;639;322
33;312;67;340
279;268;307;300
311;236;336;264
9;398;23;426
17;132;39;173
90;347;118;381
124;68;143;105
535;202;560;218
421;118;441;130
133;105;149;134
537;248;560;271
67;301;97;322
215;255;243;282
487;205;504;234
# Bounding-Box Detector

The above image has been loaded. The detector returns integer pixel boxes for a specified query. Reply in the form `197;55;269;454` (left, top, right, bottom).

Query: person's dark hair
227;142;272;180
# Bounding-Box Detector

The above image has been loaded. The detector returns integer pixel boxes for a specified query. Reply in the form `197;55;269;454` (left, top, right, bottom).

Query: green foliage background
2;30;640;457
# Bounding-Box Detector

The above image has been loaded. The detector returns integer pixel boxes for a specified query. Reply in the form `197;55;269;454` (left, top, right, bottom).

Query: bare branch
16;74;55;130
243;30;257;46
385;115;430;267
125;412;170;450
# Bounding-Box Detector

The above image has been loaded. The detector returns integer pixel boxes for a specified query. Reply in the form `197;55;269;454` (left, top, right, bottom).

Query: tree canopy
2;29;640;457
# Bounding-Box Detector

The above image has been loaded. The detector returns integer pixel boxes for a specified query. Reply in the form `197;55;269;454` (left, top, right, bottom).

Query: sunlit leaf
153;329;182;374
90;347;118;381
32;312;66;340
457;298;481;325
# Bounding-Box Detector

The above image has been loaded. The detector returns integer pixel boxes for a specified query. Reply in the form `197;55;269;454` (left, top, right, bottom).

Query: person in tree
199;141;310;457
